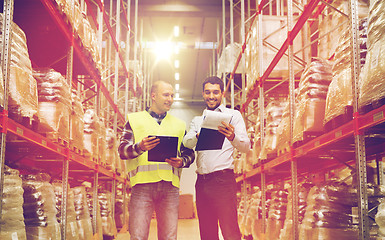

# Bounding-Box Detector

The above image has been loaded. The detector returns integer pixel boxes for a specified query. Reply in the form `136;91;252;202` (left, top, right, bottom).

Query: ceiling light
174;26;179;37
174;45;180;55
175;72;180;80
153;41;173;60
175;84;180;91
175;93;180;99
174;60;180;68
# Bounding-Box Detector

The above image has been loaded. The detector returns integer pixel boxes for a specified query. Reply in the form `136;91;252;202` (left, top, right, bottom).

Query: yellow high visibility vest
126;111;186;188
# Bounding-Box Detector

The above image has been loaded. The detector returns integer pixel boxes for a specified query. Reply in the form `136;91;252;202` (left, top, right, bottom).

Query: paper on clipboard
201;110;232;130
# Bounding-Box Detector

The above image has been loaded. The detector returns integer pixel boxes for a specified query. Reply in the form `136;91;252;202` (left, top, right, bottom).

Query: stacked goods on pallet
86;187;103;240
252;115;261;164
106;128;117;171
0;166;26;240
299;180;358;239
217;43;245;76
293;58;332;145
260;100;286;160
99;123;107;166
276;101;290;156
21;173;61;240
359;0;385;113
71;91;85;151
0;15;38;123
239;187;262;239
324;17;368;129
238;193;252;237
99;190;118;238
34;68;71;143
84;109;101;161
266;189;288;239
279;183;313;239
73;186;94;240
52;180;80;240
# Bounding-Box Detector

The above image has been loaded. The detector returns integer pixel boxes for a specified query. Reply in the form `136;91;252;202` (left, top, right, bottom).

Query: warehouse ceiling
135;0;230;102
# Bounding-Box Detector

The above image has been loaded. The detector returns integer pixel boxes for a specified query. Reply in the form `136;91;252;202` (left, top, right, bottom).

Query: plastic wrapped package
376;198;385;237
99;124;107;165
299;181;358;240
266;189;288;240
260;100;286;160
21;173;61;240
71;91;85;150
86;187;103;240
84;109;101;159
317;0;369;59
276;102;290;156
325;16;368;123
217;43;245;75
251;115;261;165
99;191;117;237
0;166;26;240
73;186;94;240
105;128;117;171
359;0;385;111
0;16;38;120
52;181;80;240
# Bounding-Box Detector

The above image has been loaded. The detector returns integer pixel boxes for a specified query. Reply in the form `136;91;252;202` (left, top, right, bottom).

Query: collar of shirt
147;109;167;125
206;104;225;113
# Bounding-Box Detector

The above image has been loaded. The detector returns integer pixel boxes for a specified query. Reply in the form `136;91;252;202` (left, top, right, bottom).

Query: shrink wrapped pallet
276;102;290;156
84;109;100;161
73;186;94;240
359;0;385;112
260;100;286;160
33;68;71;142
324;17;367;126
106;128;117;171
238;194;252;237
217;43;245;76
293;58;332;144
21;173;61;240
318;0;368;60
52;181;80;240
71;91;85;151
0;15;38;121
0;166;26;240
99;123;107;166
99;191;117;237
266;189;288;240
299;181;358;240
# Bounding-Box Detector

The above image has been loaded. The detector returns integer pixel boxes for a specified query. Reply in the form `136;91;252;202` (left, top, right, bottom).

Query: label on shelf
373;111;384;122
16;127;23;135
42;140;47;146
335;130;342;138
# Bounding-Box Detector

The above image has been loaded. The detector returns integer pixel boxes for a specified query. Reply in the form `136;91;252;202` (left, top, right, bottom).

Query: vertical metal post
230;0;234;109
111;178;117;226
139;18;144;111
349;0;369;238
287;0;299;239
92;171;99;233
222;0;226;106
61;157;69;240
133;0;138;112
114;0;120;132
241;0;246;104
125;0;131;119
0;0;14;229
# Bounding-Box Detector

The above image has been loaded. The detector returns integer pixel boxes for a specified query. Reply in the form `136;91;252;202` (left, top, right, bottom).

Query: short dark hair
202;76;224;92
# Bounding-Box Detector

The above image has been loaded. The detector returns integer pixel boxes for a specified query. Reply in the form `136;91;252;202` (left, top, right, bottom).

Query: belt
197;169;234;180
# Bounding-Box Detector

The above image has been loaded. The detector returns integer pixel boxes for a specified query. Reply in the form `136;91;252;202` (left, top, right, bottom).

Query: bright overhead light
174;26;179;37
175;72;180;80
174;60;180;69
174;45;180;54
153;41;173;60
175;93;180;99
175;84;180;91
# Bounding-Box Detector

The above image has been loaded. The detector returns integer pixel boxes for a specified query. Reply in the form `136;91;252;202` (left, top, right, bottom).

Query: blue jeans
195;169;241;240
129;181;179;240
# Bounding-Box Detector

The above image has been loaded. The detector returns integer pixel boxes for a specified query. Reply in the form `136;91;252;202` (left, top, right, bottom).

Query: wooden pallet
293;131;323;148
359;96;385;115
70;145;84;156
324;106;353;132
42;132;69;147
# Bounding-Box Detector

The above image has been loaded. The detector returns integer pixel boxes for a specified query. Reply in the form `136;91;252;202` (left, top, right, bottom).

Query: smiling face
202;83;223;110
150;81;174;114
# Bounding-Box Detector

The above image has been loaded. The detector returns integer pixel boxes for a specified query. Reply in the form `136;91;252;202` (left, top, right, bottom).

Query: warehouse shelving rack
0;0;144;238
223;0;379;239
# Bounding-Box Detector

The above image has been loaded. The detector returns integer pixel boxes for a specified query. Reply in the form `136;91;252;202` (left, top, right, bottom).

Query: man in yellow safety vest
118;81;195;240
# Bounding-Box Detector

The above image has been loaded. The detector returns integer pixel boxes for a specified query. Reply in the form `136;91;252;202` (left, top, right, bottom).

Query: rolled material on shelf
0;166;26;240
73;186;94;240
266;189;288;240
52;181;80;240
21;173;61;240
0;14;38;120
359;0;385;111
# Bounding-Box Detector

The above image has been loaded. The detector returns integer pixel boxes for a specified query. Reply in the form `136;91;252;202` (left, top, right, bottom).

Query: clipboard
148;136;178;162
195;128;226;151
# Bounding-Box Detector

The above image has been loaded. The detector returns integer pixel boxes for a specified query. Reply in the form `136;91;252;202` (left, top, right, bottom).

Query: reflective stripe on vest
128;164;181;179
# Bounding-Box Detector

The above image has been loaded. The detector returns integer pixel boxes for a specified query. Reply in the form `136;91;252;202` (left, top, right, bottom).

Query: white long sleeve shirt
183;105;251;174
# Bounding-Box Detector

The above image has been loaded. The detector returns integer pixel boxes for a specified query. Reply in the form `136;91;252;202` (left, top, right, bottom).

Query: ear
151;92;156;101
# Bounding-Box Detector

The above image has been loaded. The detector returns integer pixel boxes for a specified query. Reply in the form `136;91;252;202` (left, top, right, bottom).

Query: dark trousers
195;169;241;240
